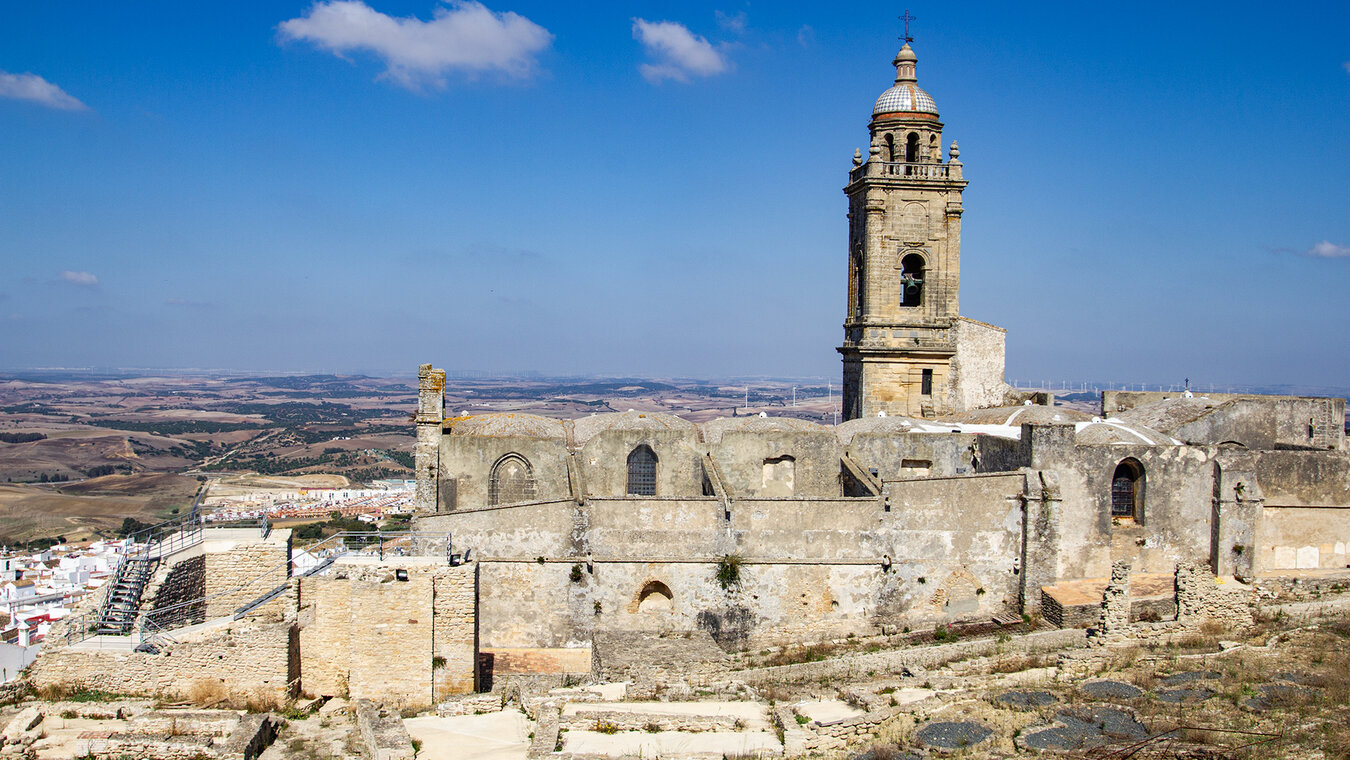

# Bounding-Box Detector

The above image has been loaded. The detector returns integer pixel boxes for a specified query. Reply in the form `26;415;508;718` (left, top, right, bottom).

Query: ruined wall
297;560;475;709
949;316;1009;412
28;620;292;701
202;529;292;619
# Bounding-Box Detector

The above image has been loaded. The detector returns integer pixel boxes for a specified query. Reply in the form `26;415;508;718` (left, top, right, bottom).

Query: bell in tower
839;39;1010;420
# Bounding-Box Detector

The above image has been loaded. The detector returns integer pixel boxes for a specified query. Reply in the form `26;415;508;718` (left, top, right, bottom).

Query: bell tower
839;41;971;420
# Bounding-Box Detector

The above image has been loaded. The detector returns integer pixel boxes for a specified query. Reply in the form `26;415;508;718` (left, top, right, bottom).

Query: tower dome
873;44;938;116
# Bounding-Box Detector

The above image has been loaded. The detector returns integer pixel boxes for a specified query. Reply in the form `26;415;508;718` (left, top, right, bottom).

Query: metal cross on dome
899;9;917;44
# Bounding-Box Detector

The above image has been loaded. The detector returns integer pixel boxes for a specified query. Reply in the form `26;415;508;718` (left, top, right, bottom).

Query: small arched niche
905;132;920;162
1110;458;1145;521
636;580;673;613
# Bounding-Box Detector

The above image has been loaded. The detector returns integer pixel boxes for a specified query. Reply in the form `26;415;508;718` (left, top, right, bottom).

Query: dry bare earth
0;473;199;543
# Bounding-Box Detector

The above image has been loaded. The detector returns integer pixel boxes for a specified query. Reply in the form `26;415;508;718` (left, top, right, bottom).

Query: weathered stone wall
1047;444;1215;580
1175;562;1253;630
710;429;843;498
356;699;415;760
297;559;475;709
579;429;704;498
202;528;292;619
145;552;207;628
28;619;292;701
439;434;571;510
1257;507;1350;572
1102;391;1345;451
950;316;1010;412
415;364;445;514
847;430;979;479
435;470;1027;653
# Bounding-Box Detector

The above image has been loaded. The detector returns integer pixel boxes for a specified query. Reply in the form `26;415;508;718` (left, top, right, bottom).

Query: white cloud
278;1;553;90
1307;241;1350;258
632;19;729;84
58;270;98;286
1343;62;1350;75
0;71;86;111
797;24;816;48
715;11;747;34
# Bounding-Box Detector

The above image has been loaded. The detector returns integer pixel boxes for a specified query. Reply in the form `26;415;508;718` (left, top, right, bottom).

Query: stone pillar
1212;455;1263;580
415;364;445;515
1019;470;1062;617
1099;560;1132;633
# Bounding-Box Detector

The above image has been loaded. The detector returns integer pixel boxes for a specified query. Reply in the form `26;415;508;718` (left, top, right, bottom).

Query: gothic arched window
1110;459;1144;520
489;453;535;505
627;445;658;496
899;252;925;306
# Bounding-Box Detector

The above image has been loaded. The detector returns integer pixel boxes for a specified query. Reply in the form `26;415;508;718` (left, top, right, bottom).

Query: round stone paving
1244;682;1319;711
1156;687;1216;703
1021;707;1149;751
914;721;994;750
993;690;1058;710
1159;671;1220;687
1080;680;1144;700
850;746;924;760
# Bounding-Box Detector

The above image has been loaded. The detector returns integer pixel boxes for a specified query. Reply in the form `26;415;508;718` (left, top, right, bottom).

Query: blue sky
1;1;1347;387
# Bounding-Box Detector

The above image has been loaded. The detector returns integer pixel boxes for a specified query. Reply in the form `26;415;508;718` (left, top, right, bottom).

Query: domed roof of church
572;410;695;445
699;416;829;444
446;412;567;439
1074;419;1177;446
834;415;929;444
873;44;939;116
874;83;938;116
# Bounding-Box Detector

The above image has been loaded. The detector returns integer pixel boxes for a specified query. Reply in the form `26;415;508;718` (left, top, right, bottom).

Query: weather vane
899;9;917;44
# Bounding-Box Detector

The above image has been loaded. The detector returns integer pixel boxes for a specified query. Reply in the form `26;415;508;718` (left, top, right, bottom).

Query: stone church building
410;43;1349;671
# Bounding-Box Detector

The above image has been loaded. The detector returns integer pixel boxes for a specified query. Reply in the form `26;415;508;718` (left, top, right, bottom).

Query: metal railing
67;530;458;648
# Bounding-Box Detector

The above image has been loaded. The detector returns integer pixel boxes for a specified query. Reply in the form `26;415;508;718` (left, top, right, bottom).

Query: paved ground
562;701;772;729
405;711;532;760
562;729;781;757
795;699;864;724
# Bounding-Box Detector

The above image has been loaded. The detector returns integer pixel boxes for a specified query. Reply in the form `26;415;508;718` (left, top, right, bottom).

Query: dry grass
185;679;229;707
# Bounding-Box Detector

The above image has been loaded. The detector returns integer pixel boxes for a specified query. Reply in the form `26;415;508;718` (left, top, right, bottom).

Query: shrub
716;554;742;590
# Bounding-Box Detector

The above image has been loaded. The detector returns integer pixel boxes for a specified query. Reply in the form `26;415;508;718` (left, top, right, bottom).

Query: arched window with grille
1110;459;1144;520
489;453;535;506
627;445;658;496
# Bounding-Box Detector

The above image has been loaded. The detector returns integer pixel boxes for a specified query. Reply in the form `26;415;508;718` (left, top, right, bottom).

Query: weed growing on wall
716;554;743;590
